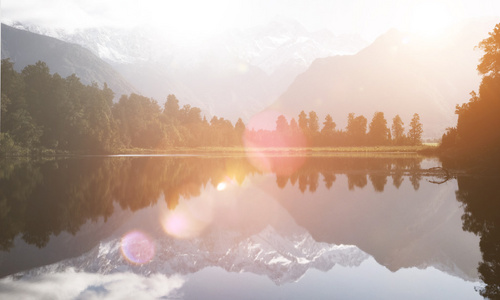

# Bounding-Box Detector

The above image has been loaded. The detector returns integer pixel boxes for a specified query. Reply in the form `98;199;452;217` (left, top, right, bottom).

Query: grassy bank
112;144;437;155
2;144;438;157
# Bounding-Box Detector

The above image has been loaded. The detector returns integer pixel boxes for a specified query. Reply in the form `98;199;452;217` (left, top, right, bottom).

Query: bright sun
409;2;455;37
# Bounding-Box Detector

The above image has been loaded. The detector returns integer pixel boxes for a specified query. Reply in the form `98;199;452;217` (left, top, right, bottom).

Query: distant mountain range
272;20;497;137
19;226;368;286
3;19;497;137
1;24;136;99
5;20;368;121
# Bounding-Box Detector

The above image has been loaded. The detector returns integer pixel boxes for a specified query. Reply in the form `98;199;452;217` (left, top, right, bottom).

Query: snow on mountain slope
14;225;369;285
7;20;368;121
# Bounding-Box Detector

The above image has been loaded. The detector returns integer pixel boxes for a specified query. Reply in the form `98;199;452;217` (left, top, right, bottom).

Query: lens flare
243;110;308;175
161;209;212;239
120;230;155;265
217;182;227;191
161;194;216;239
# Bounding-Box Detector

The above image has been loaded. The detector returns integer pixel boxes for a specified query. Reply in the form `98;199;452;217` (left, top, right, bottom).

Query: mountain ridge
5;19;368;122
1;23;137;100
271;20;496;138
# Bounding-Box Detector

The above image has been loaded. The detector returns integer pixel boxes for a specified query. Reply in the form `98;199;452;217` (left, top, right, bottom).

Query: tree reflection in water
0;155;443;252
455;175;500;299
3;155;498;297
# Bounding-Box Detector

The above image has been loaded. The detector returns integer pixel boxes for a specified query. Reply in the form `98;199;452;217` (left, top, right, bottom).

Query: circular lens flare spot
121;230;155;265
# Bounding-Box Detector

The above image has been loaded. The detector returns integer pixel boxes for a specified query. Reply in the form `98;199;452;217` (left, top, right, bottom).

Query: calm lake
0;154;498;299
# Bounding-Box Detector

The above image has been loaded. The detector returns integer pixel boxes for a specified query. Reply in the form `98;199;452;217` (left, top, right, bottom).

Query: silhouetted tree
346;113;367;145
276;115;289;133
368;112;390;145
290;118;299;134
308;111;319;134
455;176;500;299
235;118;245;144
163;94;180;122
448;23;500;165
408;113;423;145
391;115;405;145
321;114;336;145
298;111;308;133
440;127;457;149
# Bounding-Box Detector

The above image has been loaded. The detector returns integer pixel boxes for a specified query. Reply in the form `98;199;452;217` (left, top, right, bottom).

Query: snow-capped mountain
8;22;174;65
1;24;137;98
7;20;368;121
14;226;368;285
198;19;367;74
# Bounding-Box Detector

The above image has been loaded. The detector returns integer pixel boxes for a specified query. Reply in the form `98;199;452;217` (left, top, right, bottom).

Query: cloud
0;269;185;300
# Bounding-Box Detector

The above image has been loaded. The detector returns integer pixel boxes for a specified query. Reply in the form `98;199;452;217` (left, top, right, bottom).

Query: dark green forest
441;23;500;168
0;59;244;153
1;58;423;155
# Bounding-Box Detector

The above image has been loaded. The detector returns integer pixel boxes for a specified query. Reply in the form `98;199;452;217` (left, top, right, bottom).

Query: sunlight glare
160;194;216;239
243;110;308;175
120;230;155;265
409;2;455;37
217;182;227;191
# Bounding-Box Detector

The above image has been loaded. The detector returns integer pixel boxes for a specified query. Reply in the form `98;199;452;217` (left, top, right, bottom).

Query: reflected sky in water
0;155;491;299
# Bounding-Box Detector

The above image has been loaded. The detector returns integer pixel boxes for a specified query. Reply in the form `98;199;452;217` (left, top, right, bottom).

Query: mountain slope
13;225;369;286
7;20;367;121
1;24;136;99
271;20;495;137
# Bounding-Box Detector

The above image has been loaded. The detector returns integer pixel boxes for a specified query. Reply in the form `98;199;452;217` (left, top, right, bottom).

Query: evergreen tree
368;112;389;145
113;94;163;148
346;113;367;145
321;114;336;135
163;94;180;122
1;59;42;149
276;115;289;133
289;118;299;134
391;115;405;145
454;23;500;161
408;113;423;145
298;111;308;132
308;111;319;134
235;118;245;136
321;114;336;146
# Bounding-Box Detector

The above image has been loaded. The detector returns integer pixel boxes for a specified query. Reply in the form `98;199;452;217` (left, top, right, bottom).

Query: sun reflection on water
216;182;227;191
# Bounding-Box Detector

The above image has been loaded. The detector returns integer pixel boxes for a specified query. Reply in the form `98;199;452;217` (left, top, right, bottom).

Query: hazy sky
2;0;500;42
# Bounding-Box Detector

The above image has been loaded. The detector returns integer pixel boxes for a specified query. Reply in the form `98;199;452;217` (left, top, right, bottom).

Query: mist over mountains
3;18;497;137
272;19;497;137
1;24;136;99
5;19;367;121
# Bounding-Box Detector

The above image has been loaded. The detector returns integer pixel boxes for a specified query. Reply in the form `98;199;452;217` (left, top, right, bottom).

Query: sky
2;0;500;42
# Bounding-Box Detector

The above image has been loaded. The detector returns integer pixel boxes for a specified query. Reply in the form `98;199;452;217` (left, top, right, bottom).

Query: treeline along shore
1;21;500;170
1;59;424;155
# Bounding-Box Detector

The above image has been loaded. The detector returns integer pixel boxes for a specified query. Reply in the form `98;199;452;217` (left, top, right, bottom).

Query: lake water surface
0;154;497;299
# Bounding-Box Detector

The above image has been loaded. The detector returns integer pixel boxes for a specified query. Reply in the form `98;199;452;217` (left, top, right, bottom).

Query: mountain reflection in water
0;154;495;299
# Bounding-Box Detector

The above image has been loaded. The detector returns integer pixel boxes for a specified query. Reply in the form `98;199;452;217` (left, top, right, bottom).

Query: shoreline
1;145;438;158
